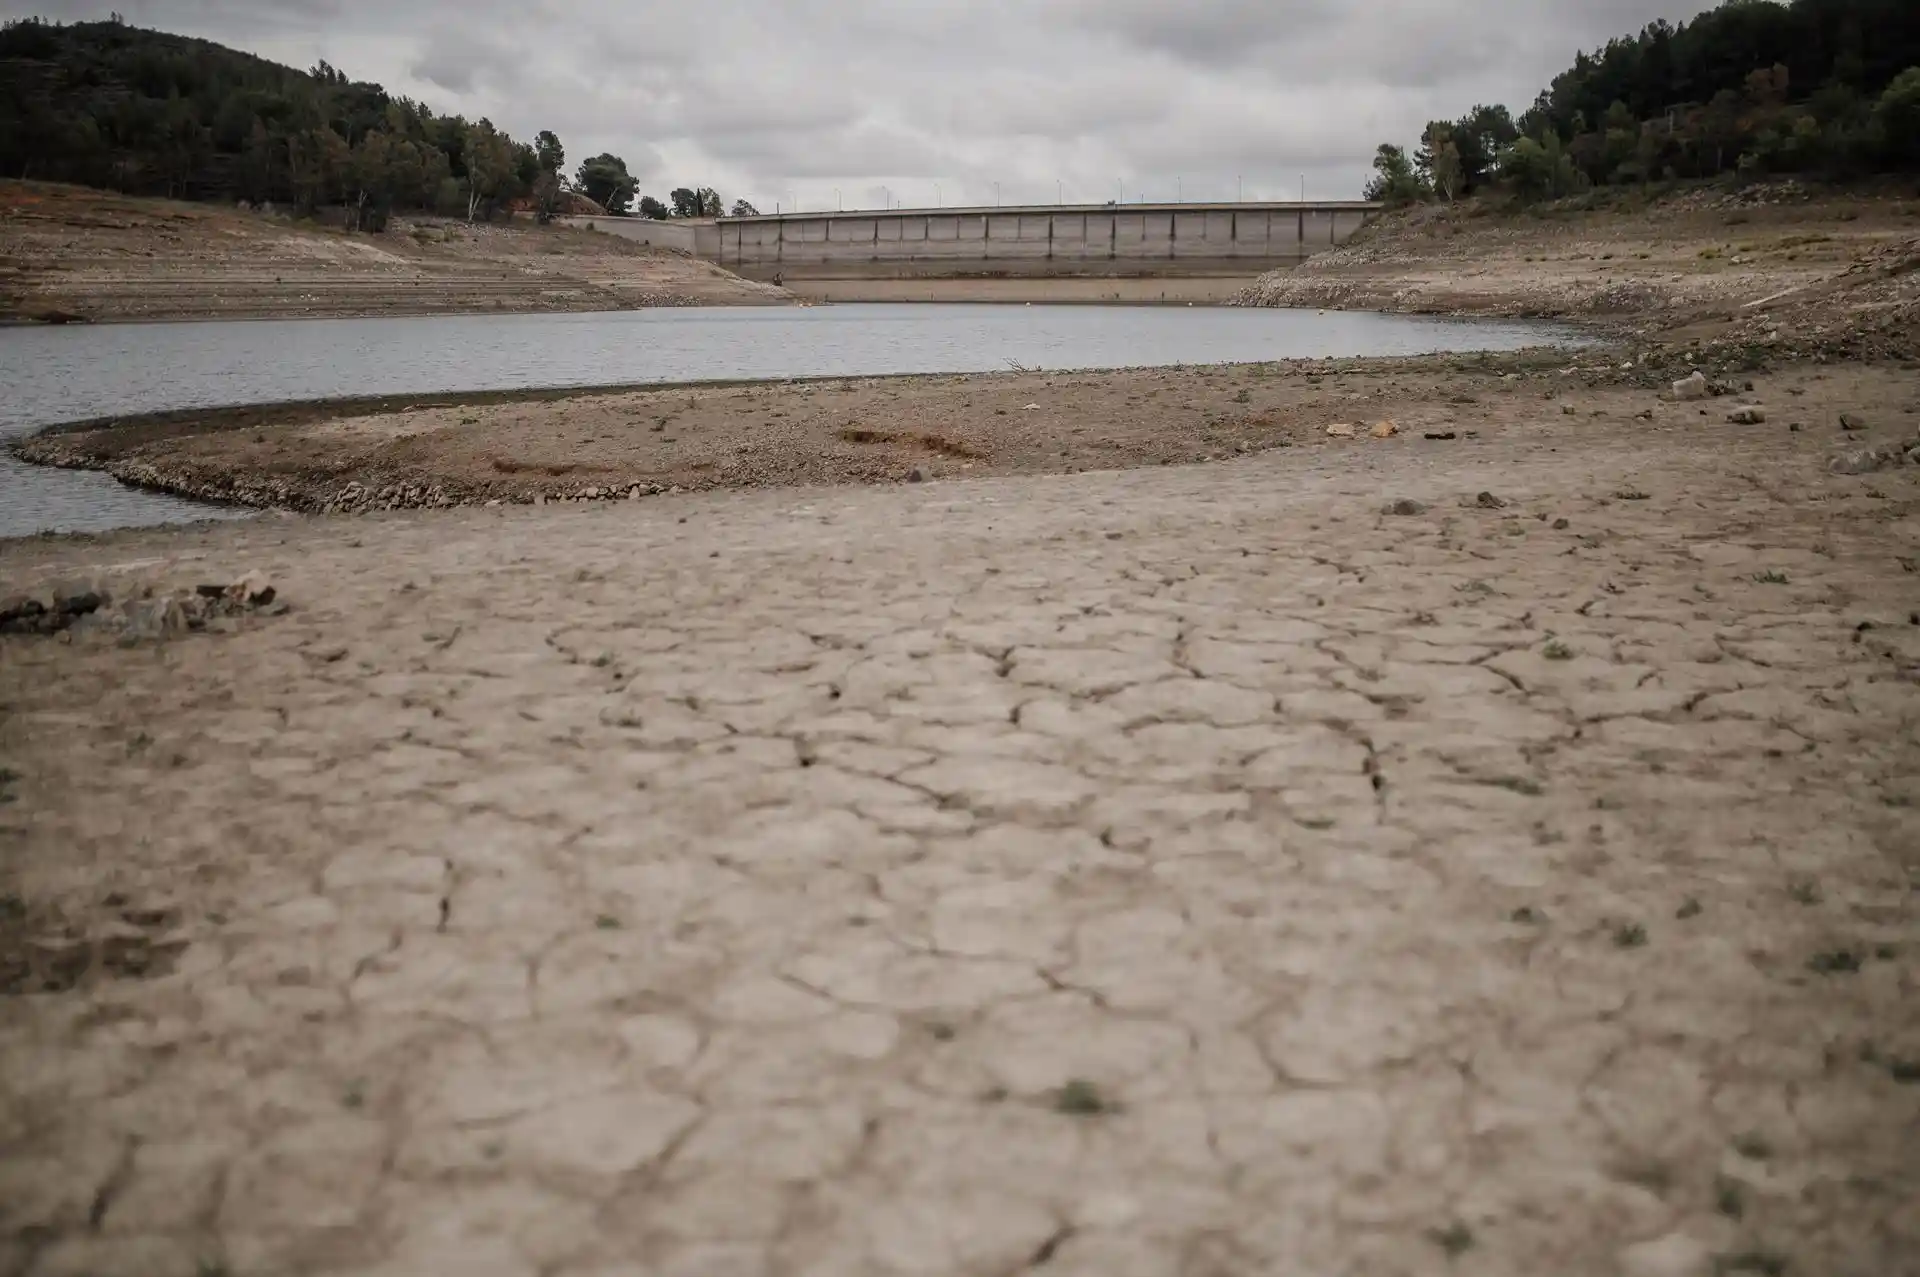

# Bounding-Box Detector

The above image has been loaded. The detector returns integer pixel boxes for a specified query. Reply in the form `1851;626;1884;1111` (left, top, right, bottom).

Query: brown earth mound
1237;183;1920;362
0;180;788;322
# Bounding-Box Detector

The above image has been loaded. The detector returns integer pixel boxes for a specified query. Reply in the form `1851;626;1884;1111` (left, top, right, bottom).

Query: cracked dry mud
2;403;1918;1277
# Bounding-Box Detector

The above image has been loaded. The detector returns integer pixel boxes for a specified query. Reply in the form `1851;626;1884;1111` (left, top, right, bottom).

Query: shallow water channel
0;303;1573;539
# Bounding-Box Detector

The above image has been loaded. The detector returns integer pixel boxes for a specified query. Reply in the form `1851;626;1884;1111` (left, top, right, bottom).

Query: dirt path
2;396;1917;1276
0;182;788;323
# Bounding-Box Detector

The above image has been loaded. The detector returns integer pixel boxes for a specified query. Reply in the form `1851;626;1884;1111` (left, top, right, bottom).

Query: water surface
2;303;1572;538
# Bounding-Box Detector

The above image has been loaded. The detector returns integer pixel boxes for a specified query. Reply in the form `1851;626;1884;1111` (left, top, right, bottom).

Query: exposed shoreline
1234;182;1920;344
7;180;1917;526
14;347;1619;519
1;180;790;324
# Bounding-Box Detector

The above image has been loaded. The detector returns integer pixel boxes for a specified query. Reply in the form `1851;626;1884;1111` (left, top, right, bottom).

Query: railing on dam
707;201;1381;280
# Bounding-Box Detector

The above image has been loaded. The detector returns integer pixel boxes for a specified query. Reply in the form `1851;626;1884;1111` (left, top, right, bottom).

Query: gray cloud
408;24;522;96
8;0;1720;208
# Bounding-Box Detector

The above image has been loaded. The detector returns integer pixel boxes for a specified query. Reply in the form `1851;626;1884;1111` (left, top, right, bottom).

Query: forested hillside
0;17;625;227
1365;0;1920;203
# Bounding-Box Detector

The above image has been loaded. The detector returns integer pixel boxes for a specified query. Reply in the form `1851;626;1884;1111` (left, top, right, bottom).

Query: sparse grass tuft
1053;1078;1115;1117
1543;639;1574;661
1806;948;1861;975
1753;569;1790;585
1614;922;1648;949
595;913;622;930
1676;897;1703;920
1787;878;1822;905
1430;1222;1475;1258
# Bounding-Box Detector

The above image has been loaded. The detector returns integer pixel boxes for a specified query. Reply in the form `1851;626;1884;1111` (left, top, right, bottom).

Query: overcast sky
12;0;1718;210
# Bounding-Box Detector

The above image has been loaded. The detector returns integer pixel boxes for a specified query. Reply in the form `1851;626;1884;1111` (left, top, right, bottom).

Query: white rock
226;571;274;605
1672;371;1709;401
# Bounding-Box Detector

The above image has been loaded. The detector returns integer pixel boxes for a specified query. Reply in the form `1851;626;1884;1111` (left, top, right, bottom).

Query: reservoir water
1;303;1572;539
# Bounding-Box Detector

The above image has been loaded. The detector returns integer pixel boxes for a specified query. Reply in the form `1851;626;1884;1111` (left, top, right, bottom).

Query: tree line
1364;0;1920;205
0;17;759;229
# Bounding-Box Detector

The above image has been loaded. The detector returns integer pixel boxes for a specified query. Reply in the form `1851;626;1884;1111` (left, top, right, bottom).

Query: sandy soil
0;182;789;323
3;391;1919;1276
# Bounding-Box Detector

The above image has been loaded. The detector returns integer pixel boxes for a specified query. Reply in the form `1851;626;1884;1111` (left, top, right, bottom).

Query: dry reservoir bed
0;361;1918;1276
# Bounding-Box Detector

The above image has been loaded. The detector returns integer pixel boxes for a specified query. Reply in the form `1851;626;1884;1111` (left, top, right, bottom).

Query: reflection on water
0;303;1573;538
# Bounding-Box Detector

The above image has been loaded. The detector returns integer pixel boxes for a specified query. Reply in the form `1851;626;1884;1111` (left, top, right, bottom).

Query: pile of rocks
0;571;280;639
1664;180;1811;213
1714;234;1920;364
9;433;692;516
1829;443;1920;474
327;479;679;514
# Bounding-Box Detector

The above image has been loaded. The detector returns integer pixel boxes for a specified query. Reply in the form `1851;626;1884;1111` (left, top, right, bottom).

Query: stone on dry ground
0;411;1917;1277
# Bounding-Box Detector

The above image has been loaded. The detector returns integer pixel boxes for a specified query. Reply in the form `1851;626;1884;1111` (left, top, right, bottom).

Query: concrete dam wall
712;202;1377;284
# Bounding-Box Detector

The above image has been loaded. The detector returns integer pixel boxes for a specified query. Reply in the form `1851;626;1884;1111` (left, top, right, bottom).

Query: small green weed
1430;1222;1475;1258
1053;1078;1114;1116
1806;948;1862;975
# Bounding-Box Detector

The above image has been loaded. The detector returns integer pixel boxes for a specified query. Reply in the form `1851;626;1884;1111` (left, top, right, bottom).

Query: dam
568;200;1379;303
